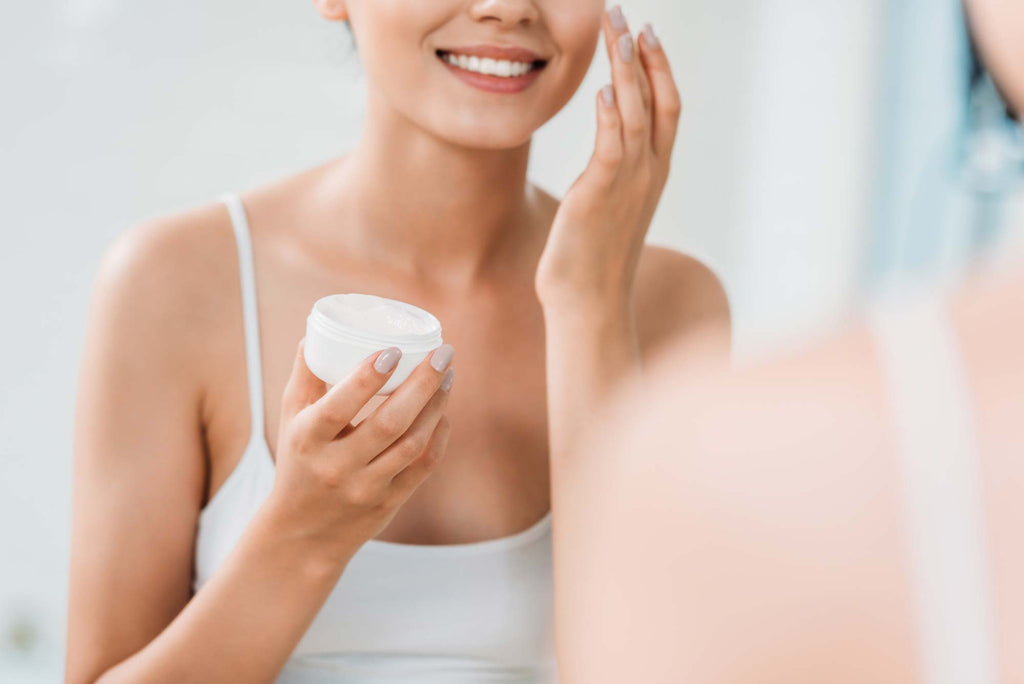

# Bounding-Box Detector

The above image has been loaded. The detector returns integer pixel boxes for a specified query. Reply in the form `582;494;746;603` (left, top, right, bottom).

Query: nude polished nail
642;23;660;50
601;84;616;107
609;5;628;32
430;344;455;372
374;347;402;373
619;33;634;62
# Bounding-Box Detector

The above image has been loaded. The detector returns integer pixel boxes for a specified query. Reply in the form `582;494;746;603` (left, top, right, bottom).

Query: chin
433;119;537;151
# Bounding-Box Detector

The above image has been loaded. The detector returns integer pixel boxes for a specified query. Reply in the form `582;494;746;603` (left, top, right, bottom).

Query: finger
299;346;402;443
350;344;454;455
366;370;452;478
280;338;326;422
603;7;651;157
638;23;682;162
389;415;451;498
581;85;624;188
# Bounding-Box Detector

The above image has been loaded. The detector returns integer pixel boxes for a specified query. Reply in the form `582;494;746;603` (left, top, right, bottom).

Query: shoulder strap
220;193;266;445
867;289;999;684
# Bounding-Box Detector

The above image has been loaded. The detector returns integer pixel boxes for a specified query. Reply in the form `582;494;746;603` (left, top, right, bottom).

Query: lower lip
438;55;545;94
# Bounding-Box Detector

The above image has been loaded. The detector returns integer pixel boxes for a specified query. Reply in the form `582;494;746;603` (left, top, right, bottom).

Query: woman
66;1;730;682
562;0;1023;680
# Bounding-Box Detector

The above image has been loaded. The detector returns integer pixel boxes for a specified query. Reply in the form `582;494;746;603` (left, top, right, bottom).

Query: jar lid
309;293;443;350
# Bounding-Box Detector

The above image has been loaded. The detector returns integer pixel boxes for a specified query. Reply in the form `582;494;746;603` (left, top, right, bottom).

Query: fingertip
284;336;325;416
640;23;661;51
372;346;403;375
429;344;455;374
600;84;616;109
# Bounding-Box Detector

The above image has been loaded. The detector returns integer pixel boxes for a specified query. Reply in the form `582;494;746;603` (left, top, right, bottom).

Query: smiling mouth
435;50;548;79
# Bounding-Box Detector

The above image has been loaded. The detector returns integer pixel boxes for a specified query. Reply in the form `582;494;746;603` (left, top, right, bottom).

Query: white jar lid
308;293;443;351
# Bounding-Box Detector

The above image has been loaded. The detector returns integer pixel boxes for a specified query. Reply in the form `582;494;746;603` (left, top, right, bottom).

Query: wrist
538;287;634;328
256;491;360;582
535;262;635;312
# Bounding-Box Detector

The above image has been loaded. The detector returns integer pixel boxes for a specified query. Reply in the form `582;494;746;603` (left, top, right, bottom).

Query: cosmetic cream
304;294;443;395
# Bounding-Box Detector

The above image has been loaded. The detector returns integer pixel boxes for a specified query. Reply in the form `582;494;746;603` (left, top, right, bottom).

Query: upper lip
437;44;547;64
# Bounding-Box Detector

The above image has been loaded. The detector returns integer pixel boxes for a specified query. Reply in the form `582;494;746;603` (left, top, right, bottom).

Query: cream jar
304;293;443;395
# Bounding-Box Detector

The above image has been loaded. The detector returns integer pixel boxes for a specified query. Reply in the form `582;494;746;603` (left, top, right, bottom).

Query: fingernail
374;347;402;373
601;84;615;107
430;344;455;372
608;5;628;33
618;33;634;62
440;368;455;392
642;23;660;50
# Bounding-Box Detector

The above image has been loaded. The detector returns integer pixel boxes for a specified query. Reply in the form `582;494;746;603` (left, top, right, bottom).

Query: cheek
544;8;604;111
551;6;604;78
352;2;442;89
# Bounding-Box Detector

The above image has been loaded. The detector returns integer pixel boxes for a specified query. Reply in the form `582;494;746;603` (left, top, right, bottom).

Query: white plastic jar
304;293;443;395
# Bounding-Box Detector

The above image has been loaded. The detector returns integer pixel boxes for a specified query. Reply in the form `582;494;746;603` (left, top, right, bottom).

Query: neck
327;87;538;282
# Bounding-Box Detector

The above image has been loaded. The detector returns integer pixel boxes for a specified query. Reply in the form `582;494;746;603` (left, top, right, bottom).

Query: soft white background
0;0;883;678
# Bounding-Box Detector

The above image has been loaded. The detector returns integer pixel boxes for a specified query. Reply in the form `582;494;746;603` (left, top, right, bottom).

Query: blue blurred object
866;0;1024;287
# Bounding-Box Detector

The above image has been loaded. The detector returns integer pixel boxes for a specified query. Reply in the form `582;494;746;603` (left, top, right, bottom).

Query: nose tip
470;0;539;26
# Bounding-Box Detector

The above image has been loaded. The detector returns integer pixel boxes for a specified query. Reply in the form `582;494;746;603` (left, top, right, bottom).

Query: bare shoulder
90;199;239;378
633;244;731;358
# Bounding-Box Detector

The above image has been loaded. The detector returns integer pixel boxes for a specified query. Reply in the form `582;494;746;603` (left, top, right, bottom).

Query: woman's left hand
535;7;682;314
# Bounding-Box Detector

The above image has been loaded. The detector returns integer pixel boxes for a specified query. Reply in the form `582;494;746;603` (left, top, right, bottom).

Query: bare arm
535;10;729;680
67;218;453;683
567;267;1024;681
68;221;212;682
565;328;920;683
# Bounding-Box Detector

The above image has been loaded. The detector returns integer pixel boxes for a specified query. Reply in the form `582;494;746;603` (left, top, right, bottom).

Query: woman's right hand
264;339;455;563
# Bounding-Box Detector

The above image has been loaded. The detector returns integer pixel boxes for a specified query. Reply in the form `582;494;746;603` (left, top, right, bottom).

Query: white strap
868;290;999;684
220;193;266;443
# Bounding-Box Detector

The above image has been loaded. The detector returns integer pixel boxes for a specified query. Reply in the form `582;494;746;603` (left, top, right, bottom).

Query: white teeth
443;52;536;78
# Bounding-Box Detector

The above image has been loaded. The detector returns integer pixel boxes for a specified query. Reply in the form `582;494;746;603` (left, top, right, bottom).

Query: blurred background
1;0;1022;680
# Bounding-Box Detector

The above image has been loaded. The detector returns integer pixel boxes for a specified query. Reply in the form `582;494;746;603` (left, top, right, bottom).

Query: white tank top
193;193;559;683
868;288;1001;684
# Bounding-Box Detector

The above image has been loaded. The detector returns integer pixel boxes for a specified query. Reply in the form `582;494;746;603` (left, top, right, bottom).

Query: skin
565;1;1024;681
66;1;729;682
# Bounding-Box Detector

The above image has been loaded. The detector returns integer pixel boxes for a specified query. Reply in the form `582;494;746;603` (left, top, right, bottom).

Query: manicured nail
641;23;660;50
430;344;455;372
601;84;615;107
618;33;634;62
608;5;628;33
440;368;455;392
374;347;402;373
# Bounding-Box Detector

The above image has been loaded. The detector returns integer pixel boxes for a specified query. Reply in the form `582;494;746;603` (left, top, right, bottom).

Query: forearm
540;291;646;684
94;498;356;684
542;294;642;471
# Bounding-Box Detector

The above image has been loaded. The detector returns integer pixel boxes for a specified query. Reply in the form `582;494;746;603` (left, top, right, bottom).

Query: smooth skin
67;1;729;682
564;0;1024;680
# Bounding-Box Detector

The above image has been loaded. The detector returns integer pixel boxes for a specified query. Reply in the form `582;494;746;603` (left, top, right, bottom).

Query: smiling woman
65;1;729;683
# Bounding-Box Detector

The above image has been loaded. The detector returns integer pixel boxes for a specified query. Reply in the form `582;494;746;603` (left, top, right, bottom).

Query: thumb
280;337;326;422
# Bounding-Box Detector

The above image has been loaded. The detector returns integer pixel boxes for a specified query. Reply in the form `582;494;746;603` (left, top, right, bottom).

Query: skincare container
304;293;443;395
